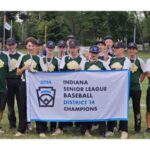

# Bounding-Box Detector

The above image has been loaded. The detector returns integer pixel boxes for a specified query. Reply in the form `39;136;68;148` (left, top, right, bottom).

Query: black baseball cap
114;41;125;49
6;38;16;45
96;40;106;45
46;41;55;48
69;39;79;48
67;35;75;40
57;40;66;47
128;42;137;49
104;35;113;41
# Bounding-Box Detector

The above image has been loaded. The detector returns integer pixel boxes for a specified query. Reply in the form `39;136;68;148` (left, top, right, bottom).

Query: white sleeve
39;56;47;71
80;60;86;70
7;55;12;72
103;61;111;70
145;59;150;72
16;55;23;68
123;57;131;70
138;57;145;73
59;56;66;70
56;57;61;70
99;59;111;70
80;56;86;70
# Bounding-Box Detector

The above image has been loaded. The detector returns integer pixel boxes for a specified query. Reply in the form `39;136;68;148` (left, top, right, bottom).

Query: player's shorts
146;87;150;112
0;91;7;111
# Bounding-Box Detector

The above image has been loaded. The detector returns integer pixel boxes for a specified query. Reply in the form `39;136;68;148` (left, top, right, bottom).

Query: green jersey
109;57;130;70
83;59;110;70
43;56;60;72
0;51;12;92
129;57;145;91
145;59;150;86
60;54;86;71
6;51;23;79
17;54;46;82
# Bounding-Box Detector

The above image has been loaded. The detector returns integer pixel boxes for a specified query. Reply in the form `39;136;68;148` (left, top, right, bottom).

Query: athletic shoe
85;130;92;137
27;124;33;131
113;126;118;132
120;131;128;139
15;132;23;137
0;127;5;134
91;124;99;131
52;128;63;136
144;128;150;134
39;133;47;138
105;131;114;137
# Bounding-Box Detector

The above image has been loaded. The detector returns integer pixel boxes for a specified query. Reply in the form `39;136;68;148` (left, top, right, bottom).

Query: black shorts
0;91;7;111
146;87;150;112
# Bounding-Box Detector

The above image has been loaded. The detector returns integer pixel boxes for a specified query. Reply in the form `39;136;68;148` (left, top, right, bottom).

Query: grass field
1;51;150;139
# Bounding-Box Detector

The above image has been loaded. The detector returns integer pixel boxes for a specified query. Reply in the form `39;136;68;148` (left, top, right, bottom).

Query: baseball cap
46;41;55;48
57;40;66;47
6;38;16;45
90;46;99;53
69;39;79;48
128;42;137;49
104;35;113;41
114;41;125;49
96;40;106;45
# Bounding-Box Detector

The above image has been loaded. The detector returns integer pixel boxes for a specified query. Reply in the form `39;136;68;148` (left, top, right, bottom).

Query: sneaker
27;124;33;131
135;130;141;135
91;125;99;131
113;126;118;132
39;133;47;138
0;128;5;134
85;130;92;137
120;131;128;139
100;132;106;138
144;128;150;134
15;132;23;137
52;128;63;136
105;131;114;137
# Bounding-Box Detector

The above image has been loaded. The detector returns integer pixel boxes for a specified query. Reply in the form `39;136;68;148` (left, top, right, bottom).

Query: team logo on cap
36;87;56;107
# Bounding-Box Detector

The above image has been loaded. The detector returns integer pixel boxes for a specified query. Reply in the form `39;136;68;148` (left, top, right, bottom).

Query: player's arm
16;55;30;75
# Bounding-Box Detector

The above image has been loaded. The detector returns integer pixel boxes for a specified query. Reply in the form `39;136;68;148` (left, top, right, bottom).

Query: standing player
80;45;110;137
106;41;130;139
57;40;66;60
0;40;12;133
6;38;23;129
15;37;46;137
59;39;86;133
104;35;114;57
144;57;150;133
128;42;145;134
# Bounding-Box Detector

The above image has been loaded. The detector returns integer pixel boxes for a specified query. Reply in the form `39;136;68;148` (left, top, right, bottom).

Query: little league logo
36;87;56;107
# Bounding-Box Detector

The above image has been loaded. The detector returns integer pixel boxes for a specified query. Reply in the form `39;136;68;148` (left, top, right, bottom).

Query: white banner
26;70;130;122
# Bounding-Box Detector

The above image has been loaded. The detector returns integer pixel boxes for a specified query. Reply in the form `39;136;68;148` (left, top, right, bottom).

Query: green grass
1;51;150;139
